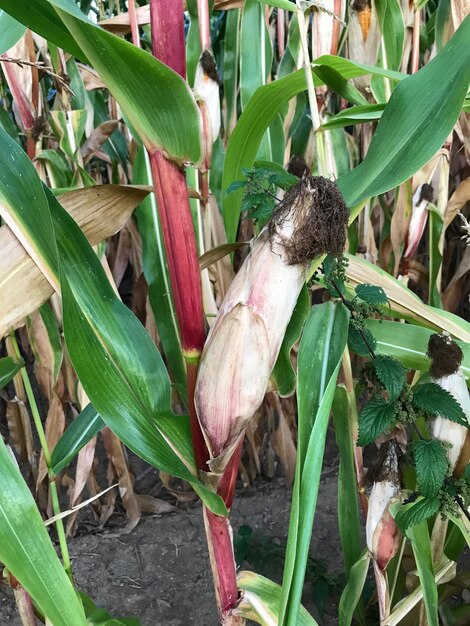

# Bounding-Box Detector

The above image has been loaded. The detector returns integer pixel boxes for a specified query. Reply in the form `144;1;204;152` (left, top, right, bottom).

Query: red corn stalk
149;4;241;623
149;0;207;468
127;0;140;47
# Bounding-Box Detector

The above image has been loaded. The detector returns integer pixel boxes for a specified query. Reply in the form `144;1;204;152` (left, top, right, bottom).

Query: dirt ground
0;432;345;626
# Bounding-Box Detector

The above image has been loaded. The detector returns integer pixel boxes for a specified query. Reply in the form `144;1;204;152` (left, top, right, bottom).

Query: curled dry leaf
80;121;119;164
444;177;470;230
66;435;97;536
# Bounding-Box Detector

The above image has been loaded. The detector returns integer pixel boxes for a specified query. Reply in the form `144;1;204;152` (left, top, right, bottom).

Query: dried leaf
37;395;65;487
80;121;119;164
269;395;296;485
444;177;470;229
99;5;150;36
102;427;141;533
65;435;97;536
6;399;36;476
442;246;470;312
0;185;151;339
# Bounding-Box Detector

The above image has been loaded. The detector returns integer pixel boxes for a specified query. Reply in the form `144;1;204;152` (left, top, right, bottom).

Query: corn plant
0;1;469;625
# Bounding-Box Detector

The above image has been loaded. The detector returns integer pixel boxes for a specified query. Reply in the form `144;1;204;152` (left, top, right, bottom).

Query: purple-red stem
277;9;285;58
128;0;140;48
411;9;420;73
149;4;240;619
197;0;211;51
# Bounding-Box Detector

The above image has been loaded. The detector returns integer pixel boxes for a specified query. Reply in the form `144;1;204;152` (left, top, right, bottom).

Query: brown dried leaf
199;242;248;272
66;435;97;536
442;247;470;313
390;182;412;276
76;63;106;91
99;5;150;35
102;427;141;533
80;121;119;164
134;494;174;514
269;395;296;485
37;395;65;487
110;224;132;288
444;178;470;230
27;310;57;399
6;400;36;476
0;185;151;339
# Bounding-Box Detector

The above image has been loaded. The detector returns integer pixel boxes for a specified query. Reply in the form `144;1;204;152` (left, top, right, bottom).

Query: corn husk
195;177;348;474
366;441;401;570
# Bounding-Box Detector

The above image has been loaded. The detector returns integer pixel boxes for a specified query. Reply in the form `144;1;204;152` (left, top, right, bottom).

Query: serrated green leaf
412;383;468;426
225;180;248;195
358;398;396;446
348;324;377;357
413;440;449;497
0;356;24;389
395;496;440;531
374;355;406;401
355;284;389;305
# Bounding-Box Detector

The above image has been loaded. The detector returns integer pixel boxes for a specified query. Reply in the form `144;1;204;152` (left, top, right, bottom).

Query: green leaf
348;324;377;357
375;0;405;71
0;356;23;389
332;388;363;578
133;146;186;390
374;355;406;401
241;0;273;160
357;398;396;446
225;180;248;195
338;550;371;626
412;383;468;426
51;404;104;476
0;1;85;59
0;129;58;282
413;439;449;497
0;9;25;54
313;65;368;106
223;60;404;242
366;319;470;380
0;437;87;625
256;0;295;10
355;283;389;305
320;104;385;131
1;0;202;164
237;571;318;625
395;496;440;531
339;16;470;207
272;285;310;397
279;302;350;625
80;592;141;626
406;521;439;626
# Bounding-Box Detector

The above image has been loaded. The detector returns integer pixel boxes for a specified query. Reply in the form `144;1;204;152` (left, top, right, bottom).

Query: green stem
9;333;72;578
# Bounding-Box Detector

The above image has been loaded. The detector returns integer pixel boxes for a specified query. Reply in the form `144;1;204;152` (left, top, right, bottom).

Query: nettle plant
0;1;469;626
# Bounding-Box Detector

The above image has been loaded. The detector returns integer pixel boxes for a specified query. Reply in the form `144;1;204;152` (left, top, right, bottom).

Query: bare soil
0;437;345;625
